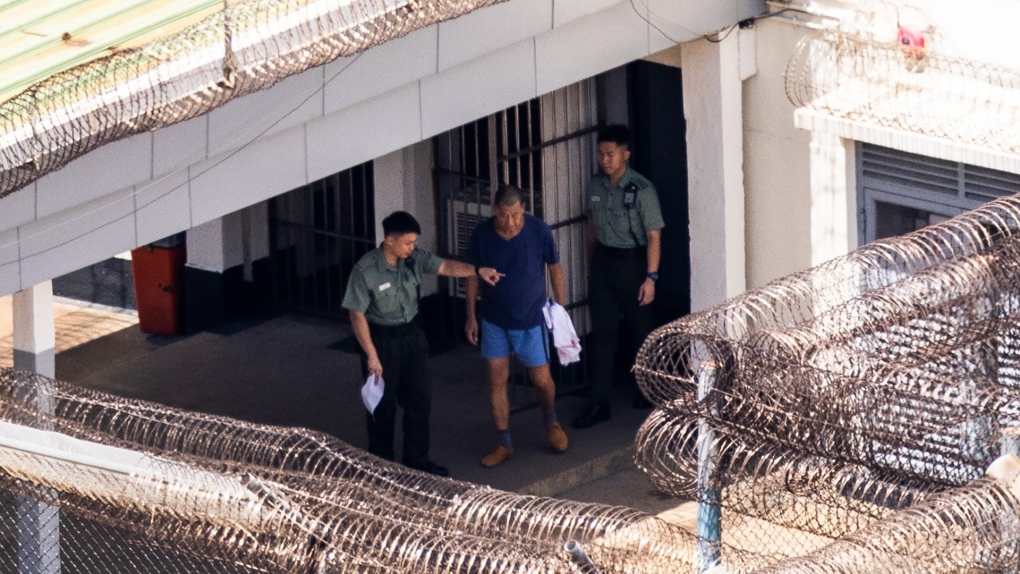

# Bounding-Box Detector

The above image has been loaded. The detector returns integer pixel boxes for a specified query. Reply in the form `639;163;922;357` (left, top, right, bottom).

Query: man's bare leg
528;363;556;415
481;357;515;467
488;357;511;430
529;364;568;453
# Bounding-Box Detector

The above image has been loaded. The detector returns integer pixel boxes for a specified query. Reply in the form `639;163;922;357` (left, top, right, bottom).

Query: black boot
571;402;612;429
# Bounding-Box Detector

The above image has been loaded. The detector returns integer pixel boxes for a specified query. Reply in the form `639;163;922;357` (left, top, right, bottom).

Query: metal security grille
434;80;597;409
269;162;375;319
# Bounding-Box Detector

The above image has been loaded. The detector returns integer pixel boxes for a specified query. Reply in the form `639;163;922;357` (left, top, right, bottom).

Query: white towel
542;300;581;365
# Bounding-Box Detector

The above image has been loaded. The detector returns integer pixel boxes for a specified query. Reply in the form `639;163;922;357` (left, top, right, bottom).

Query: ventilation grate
862;143;1020;208
964;165;1020;203
861;145;958;196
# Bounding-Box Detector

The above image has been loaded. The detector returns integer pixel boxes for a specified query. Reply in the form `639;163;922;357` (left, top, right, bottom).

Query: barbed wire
634;192;1020;571
0;0;509;200
0;368;695;573
784;18;1020;156
753;478;1020;574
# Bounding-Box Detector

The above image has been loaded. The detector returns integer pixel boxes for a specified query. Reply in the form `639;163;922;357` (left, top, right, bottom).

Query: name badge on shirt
591;196;601;202
378;282;391;291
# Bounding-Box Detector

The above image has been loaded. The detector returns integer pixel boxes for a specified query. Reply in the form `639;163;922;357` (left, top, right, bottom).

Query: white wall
0;0;770;298
373;141;439;296
742;18;813;288
745;0;1020;291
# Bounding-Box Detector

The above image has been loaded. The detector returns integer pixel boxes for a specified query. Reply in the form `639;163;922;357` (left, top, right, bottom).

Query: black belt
369;322;417;338
596;243;646;260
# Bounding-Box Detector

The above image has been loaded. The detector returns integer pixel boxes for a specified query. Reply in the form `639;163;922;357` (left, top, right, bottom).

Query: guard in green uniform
572;125;664;429
343;211;502;476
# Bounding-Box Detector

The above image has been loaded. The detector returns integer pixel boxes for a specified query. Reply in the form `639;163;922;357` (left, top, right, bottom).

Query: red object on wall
897;24;926;59
131;243;186;335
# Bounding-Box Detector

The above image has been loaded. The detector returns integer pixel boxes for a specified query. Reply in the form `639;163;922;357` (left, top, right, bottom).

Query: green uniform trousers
586;246;657;404
362;321;432;467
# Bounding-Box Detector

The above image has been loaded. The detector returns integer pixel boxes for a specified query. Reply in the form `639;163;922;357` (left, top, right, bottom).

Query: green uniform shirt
586;167;665;248
342;246;443;326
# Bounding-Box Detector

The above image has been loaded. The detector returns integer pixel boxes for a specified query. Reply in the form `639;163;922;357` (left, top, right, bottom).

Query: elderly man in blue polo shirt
464;185;569;468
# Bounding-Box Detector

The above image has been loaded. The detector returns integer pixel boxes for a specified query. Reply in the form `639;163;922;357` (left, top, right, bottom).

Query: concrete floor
19;300;690;518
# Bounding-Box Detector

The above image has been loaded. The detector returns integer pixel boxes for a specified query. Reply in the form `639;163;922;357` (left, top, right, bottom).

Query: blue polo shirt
464;214;559;330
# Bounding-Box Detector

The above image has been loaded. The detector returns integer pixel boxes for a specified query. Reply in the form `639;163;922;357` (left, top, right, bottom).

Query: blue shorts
480;319;548;367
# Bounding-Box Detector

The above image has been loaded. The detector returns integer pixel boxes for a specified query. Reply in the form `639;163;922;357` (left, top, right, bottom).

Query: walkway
2;299;693;519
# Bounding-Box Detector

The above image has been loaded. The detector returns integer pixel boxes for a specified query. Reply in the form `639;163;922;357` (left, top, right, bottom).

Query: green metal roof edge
0;0;223;102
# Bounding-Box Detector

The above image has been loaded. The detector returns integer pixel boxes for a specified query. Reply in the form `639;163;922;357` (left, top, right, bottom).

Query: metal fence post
13;282;60;574
696;361;721;572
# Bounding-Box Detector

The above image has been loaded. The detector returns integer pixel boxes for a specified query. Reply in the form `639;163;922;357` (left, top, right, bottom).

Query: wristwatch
647;271;659;282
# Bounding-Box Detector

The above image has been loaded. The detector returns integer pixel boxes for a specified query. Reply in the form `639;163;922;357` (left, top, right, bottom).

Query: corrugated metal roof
0;0;222;103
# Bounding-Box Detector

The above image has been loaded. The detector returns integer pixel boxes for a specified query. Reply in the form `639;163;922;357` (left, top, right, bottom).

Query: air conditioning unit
448;200;491;298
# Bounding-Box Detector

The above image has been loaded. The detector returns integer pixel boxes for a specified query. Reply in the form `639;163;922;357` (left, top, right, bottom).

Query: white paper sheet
361;373;385;415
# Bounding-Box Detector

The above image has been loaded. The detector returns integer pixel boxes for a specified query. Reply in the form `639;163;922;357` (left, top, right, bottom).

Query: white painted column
13;282;55;378
374;142;438;295
183;214;244;332
186;214;244;274
374;150;406;245
683;33;746;313
809;130;855;265
12;281;60;574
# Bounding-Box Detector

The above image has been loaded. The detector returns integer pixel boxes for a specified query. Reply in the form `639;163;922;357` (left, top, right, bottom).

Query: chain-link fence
635;191;1020;572
0;368;694;574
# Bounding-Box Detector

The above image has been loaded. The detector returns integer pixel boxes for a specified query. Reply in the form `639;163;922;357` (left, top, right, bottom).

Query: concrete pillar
683;33;746;313
13;282;55;378
808;131;855;265
185;213;244;332
187;213;244;274
375;142;437;295
12;281;60;574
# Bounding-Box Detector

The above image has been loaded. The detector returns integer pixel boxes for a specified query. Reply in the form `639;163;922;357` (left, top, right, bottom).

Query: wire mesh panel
0;368;694;574
635;192;1020;572
0;483;263;574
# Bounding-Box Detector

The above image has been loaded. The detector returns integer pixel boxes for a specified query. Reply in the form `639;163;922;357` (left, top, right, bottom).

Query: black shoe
632;395;653;409
407;460;449;477
571;402;612;429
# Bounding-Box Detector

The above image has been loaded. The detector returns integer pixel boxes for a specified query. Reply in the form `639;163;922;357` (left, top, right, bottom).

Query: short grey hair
494;185;524;208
